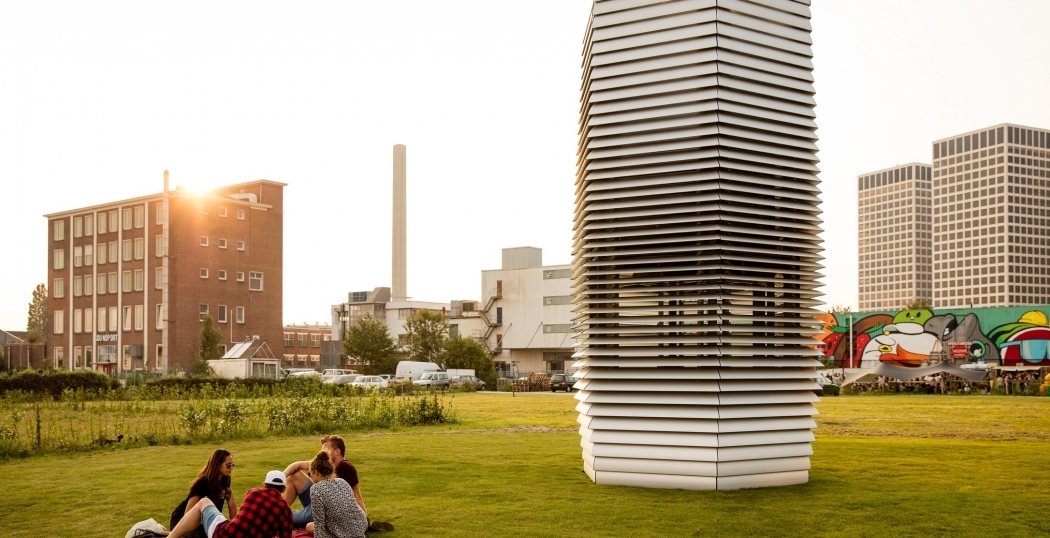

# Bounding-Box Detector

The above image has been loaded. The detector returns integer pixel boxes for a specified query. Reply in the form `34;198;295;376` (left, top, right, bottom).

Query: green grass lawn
1;393;1048;537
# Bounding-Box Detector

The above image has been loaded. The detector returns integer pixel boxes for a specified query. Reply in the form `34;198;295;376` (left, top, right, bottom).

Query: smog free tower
572;0;824;490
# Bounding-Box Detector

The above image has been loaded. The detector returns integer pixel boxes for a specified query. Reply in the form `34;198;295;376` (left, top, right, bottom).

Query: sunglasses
225;462;235;469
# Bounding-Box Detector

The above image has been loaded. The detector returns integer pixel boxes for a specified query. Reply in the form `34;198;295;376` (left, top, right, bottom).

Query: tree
828;304;851;315
26;283;47;342
906;297;932;310
189;315;222;376
344;314;400;375
437;334;496;387
402;309;448;363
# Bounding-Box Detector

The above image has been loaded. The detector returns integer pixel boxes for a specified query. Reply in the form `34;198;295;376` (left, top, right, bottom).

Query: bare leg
169;498;215;538
282;468;310;506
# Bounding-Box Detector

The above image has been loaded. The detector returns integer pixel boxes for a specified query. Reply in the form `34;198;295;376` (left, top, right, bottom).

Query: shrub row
0;370;118;397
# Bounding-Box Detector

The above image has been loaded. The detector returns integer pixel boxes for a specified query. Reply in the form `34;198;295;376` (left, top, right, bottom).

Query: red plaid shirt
214;486;293;538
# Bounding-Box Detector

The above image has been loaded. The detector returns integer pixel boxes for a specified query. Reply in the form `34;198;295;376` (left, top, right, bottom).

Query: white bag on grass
125;518;169;538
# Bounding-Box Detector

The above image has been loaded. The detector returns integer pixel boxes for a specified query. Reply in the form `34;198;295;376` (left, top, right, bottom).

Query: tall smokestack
392;144;408;301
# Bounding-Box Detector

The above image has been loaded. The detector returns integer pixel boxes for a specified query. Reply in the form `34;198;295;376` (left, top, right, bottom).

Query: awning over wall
842;362;989;385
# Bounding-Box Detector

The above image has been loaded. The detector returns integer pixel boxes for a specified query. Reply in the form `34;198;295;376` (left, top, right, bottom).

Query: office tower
44;178;285;373
857;164;933;312
572;0;823;490
932;124;1050;307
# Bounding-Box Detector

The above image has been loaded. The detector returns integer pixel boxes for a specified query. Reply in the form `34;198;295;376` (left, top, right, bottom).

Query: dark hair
319;435;345;458
190;449;232;500
310;450;335;477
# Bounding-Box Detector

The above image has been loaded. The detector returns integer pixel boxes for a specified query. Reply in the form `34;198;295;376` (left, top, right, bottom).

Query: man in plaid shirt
169;470;293;538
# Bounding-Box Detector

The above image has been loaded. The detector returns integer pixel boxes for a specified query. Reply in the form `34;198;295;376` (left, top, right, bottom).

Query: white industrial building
481;247;575;376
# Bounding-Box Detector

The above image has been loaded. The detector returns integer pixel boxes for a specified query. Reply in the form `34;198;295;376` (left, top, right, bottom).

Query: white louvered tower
573;0;824;490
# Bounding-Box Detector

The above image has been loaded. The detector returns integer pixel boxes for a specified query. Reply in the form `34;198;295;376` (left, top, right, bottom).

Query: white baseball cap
264;470;286;487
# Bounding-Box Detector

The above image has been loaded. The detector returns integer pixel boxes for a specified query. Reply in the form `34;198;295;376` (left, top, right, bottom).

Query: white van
395;361;441;382
321;368;359;381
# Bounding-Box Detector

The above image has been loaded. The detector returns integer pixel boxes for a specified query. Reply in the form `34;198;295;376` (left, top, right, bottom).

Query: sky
2;0;1049;330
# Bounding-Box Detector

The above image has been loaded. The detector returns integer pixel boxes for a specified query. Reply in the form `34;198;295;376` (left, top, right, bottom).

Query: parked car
550;374;577;392
323;374;361;385
288;370;321;379
450;375;486;391
351;375;389;389
379;374;393;381
321;368;359;381
412;371;450;388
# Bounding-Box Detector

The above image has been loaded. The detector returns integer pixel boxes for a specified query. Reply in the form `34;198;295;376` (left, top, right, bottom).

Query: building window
97;243;106;266
156;304;163;329
122;239;132;262
73;309;83;334
73;346;83;368
109;241;118;263
201;204;209;215
219;207;227;217
155;268;163;289
200;268;208;279
84;214;93;236
236;272;245;282
218;238;227;249
249;272;263;291
98;308;106;333
311;334;320;348
108;306;118;331
123;271;132;292
54;220;64;241
218;270;227;281
236;241;245;251
284;332;294;346
200;236;209;247
73;217;82;238
134;305;143;331
53;278;64;298
54;249;64;270
73;246;82;267
54;310;64;334
235;306;245;324
84;308;92;333
98;345;116;364
134;206;144;228
73;276;82;297
84;275;93;296
199;304;208;321
134;238;144;260
108;272;117;294
155;203;164;225
122;208;132;230
97;274;106;295
54;346;64;368
84;245;93;265
237;209;245;220
98;213;107;235
123;306;132;332
134;269;144;291
108;210;118;233
156;235;164;257
298;333;307;347
217;305;227;323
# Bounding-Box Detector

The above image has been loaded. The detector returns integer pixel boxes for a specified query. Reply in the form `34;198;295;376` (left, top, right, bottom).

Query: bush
0;370;117;398
821;384;841;396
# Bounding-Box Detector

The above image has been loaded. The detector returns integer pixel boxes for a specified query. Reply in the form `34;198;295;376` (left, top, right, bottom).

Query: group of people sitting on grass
166;435;392;538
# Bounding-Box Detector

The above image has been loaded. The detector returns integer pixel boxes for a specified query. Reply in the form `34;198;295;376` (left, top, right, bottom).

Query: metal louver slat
575;0;822;491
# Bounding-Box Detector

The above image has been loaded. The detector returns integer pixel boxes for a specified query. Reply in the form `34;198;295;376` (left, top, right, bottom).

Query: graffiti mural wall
818;306;1050;368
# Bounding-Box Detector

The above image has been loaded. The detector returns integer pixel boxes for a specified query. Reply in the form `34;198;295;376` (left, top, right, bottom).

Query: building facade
857;163;933;311
931;123;1049;308
480;247;574;376
283;323;331;368
44;179;285;373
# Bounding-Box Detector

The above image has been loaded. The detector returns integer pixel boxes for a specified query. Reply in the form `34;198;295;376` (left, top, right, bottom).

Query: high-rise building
44;178;285;373
856;163;933;312
931;123;1050;308
573;0;822;490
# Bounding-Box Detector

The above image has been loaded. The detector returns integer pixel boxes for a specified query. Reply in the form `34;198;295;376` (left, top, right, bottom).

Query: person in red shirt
169;470;293;538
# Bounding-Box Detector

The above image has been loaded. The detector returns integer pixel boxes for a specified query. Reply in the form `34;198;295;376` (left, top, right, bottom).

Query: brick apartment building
282;322;331;369
43;178;285;373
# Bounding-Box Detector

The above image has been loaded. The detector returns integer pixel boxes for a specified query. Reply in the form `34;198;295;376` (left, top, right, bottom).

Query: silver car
323;374;361;385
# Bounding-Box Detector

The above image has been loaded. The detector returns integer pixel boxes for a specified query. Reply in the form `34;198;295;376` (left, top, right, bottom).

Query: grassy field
1;393;1048;537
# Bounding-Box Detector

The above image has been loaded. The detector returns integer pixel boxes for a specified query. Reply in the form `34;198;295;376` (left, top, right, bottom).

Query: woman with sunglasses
170;448;240;538
304;450;367;538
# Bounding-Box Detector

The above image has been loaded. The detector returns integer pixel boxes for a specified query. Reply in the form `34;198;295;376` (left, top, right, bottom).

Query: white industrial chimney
392;144;408;301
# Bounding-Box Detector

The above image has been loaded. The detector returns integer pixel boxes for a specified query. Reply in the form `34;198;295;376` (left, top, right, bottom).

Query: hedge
0;370;118;397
